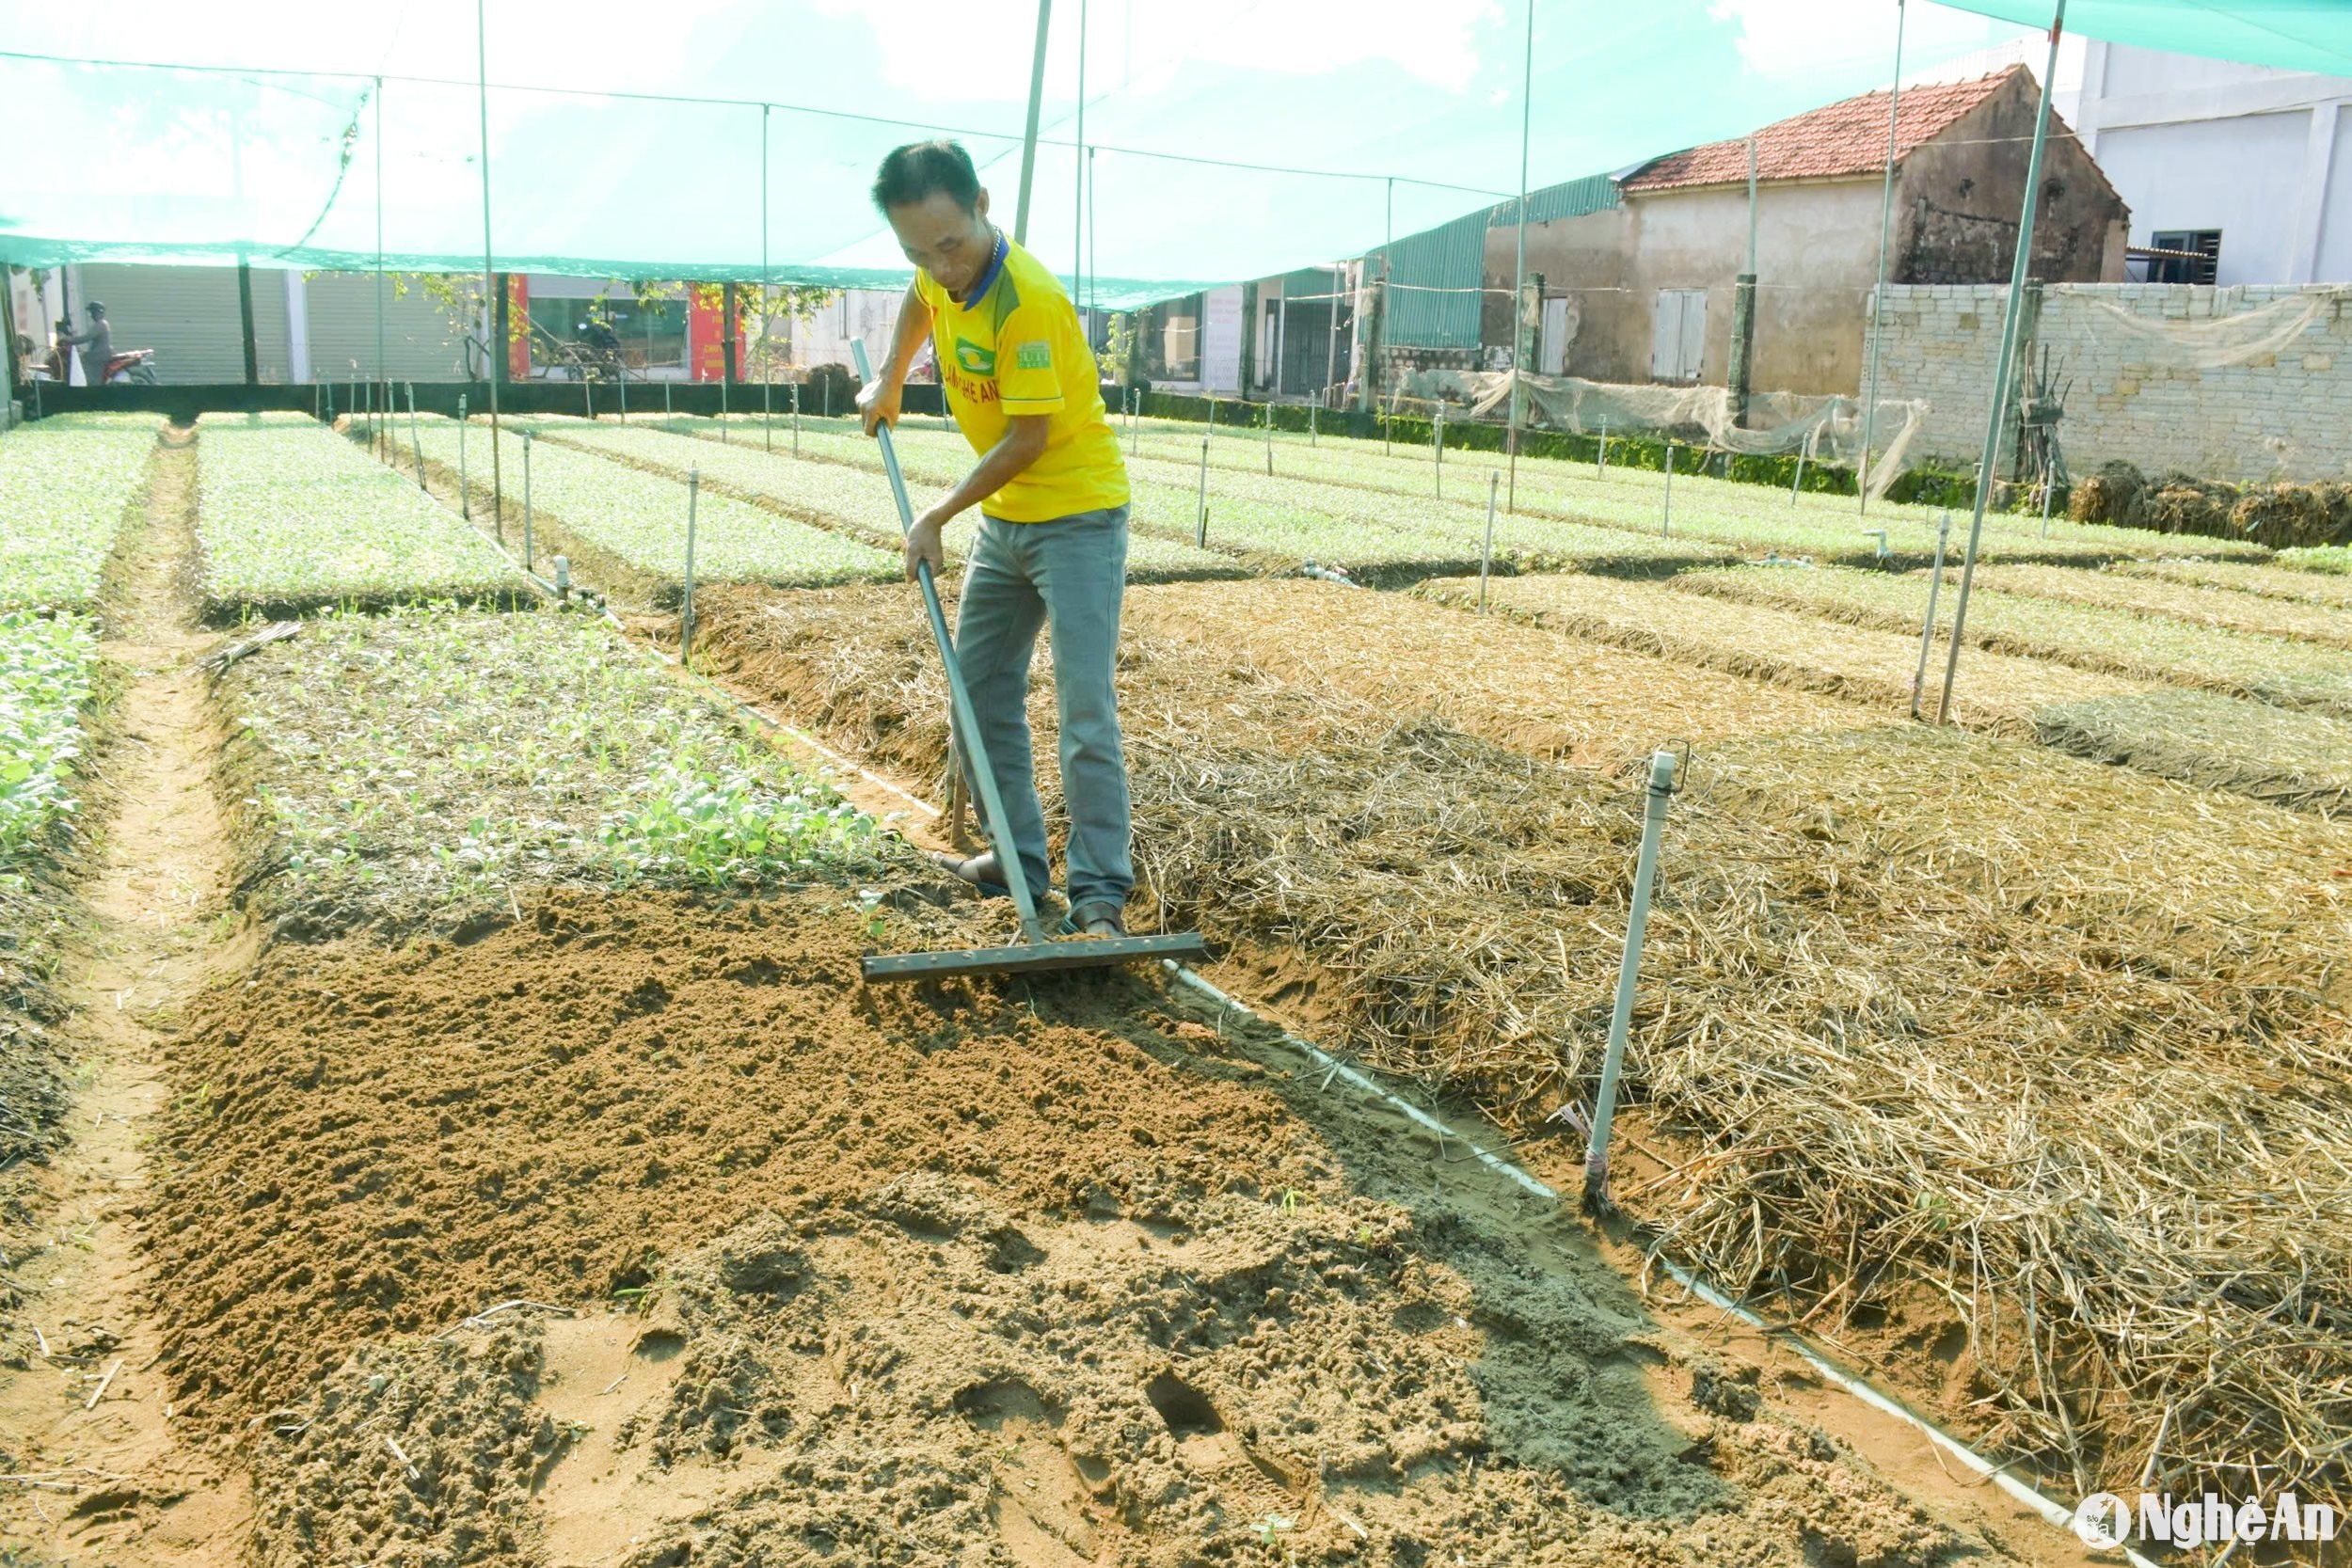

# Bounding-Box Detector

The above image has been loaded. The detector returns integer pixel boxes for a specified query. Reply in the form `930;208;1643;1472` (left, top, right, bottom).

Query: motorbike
102;349;158;385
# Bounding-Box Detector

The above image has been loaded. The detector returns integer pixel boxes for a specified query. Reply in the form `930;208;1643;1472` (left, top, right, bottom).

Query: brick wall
1866;282;2352;482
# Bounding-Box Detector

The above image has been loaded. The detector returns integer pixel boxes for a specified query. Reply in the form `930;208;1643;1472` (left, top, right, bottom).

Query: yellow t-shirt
914;237;1129;522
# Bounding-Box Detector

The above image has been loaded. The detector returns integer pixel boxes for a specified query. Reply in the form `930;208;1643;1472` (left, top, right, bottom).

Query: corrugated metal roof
1368;172;1621;349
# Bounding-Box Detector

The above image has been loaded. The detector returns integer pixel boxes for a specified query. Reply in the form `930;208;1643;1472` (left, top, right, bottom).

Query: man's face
885;188;993;295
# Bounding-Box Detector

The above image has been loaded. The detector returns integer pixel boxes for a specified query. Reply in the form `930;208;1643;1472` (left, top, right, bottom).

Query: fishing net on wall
1395;367;1931;497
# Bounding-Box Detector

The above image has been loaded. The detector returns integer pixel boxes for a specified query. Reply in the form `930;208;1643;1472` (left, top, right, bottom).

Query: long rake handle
852;341;1046;944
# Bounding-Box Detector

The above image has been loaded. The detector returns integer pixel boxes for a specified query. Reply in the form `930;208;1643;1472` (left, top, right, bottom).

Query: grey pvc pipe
1912;509;1952;721
1584;749;1676;1207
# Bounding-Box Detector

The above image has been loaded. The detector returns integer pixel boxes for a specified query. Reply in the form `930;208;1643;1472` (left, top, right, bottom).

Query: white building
1919;38;2352;284
2065;43;2352;285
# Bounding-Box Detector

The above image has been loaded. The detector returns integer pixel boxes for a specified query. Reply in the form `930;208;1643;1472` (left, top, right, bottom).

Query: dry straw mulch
1416;571;2141;737
1975;562;2352;650
2036;689;2352;817
699;579;2352;1525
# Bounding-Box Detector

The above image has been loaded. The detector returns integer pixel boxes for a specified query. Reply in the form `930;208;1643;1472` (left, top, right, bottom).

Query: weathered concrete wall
1866;281;2352;480
1894;74;2129;286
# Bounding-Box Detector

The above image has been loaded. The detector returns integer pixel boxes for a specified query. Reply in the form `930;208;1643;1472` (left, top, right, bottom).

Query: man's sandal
1057;901;1127;940
928;848;1010;900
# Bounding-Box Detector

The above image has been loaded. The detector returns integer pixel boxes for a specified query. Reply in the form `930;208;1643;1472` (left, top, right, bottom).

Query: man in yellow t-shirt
858;138;1136;939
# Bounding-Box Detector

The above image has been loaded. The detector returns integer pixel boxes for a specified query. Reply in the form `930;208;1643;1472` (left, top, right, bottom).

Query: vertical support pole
1309;400;1317;447
665;380;673;431
475;0;505;523
1662;438;1675;536
1507;0;1534;515
1939;0;2064;727
2040;451;2057;537
762;103;774;453
1323;264;1340;412
1264;399;1274;475
1073;0;1086;297
1597;420;1608;477
719;334;731;440
585;366;595;421
1582;751;1677;1212
681;468;700;661
1912;509;1952;721
238;261;260;386
1478;470;1500;611
618;361;628;423
1195;436;1210;546
374;75;387;444
1861;0;1909;515
1790;429;1809;505
1433;404;1443;499
1013;0;1053;244
406;382;425;490
457;393;471;522
792;380;801;455
521;428;535;571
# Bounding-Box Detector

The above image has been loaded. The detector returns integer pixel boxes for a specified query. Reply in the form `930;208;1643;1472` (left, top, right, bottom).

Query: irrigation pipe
362;433;2146;1561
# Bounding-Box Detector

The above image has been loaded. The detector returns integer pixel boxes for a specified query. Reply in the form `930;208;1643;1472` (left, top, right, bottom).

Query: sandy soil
0;434;251;1561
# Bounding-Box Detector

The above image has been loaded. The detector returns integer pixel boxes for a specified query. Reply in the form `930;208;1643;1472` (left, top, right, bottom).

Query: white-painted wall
2067;42;2352;283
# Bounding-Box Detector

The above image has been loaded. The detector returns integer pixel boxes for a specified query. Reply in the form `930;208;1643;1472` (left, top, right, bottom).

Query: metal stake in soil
1583;749;1678;1212
1791;430;1810;505
457;394;470;522
1478;470;1500;612
681;468;700;662
1434;405;1444;499
792;381;801;456
1662;439;1675;536
720;372;729;441
1196;436;1210;547
1597;420;1607;478
406;383;425;491
1264;400;1274;475
618;368;628;424
1911;508;1952;721
665;381;674;432
584;372;594;422
521;429;535;571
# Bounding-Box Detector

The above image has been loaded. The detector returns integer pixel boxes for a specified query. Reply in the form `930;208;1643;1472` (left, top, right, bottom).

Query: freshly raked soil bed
697;576;2352;1526
136;588;2015;1566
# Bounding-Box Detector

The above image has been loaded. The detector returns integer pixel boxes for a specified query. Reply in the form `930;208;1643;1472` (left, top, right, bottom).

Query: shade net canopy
1936;0;2352;75
4;0;2070;309
6;1;2344;309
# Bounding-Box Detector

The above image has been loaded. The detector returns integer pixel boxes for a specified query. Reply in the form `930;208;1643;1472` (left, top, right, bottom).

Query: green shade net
1937;0;2352;74
0;0;2047;309
6;2;2342;310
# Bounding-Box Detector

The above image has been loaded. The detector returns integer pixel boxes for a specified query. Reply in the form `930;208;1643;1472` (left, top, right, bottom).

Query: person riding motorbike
56;303;113;387
577;311;624;383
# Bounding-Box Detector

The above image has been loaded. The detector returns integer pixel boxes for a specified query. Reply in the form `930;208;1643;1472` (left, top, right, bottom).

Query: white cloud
1705;0;2035;82
814;0;1502;105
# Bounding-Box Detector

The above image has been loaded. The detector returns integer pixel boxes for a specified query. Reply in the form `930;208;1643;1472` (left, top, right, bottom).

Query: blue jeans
954;506;1133;917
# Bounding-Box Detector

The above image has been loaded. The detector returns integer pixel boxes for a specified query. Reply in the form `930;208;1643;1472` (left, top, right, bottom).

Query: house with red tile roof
1480;66;2127;402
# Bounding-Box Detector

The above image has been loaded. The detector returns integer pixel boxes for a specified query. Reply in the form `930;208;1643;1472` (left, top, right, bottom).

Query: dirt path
0;435;250;1561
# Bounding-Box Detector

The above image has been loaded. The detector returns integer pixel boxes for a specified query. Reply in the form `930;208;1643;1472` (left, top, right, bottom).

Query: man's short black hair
871;139;982;214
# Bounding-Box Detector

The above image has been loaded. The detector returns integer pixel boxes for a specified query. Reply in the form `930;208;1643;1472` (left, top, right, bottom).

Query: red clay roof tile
1620;67;2026;194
